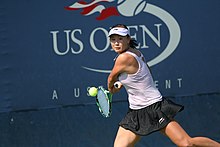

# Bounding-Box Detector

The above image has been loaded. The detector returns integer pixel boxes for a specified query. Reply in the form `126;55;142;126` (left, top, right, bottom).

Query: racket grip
114;81;122;89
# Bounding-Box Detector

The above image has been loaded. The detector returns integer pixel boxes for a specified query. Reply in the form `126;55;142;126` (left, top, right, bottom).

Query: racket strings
96;87;112;117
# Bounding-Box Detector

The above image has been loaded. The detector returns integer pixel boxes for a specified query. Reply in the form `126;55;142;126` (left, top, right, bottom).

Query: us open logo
64;0;181;73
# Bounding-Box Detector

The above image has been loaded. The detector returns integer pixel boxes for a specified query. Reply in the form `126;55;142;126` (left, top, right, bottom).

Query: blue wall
0;0;220;146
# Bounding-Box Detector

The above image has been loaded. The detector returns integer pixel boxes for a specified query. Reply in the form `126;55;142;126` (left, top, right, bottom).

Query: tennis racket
95;86;112;117
88;81;122;118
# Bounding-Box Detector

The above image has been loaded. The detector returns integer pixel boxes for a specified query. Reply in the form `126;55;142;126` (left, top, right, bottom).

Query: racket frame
96;86;112;117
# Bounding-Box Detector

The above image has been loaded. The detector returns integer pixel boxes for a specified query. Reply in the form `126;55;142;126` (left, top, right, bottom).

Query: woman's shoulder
114;52;135;66
117;52;133;61
126;48;142;57
116;48;141;64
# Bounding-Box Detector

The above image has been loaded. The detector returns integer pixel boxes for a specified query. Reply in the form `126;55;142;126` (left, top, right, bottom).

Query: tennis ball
117;0;146;17
88;87;98;97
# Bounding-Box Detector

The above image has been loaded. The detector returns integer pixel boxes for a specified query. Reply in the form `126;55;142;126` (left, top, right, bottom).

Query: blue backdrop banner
0;0;220;112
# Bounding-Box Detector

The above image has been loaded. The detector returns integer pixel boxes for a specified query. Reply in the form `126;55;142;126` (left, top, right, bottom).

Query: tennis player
107;24;220;147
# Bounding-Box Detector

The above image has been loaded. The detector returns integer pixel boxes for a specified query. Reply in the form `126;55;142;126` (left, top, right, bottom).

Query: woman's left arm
107;53;130;93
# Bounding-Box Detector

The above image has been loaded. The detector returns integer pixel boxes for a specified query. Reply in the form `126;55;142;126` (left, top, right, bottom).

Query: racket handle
114;81;122;89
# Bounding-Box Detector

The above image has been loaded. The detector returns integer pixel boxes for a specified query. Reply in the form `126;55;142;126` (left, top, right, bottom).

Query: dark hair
110;24;138;49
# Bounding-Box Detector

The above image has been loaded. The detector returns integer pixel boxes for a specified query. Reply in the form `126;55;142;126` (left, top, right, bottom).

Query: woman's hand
108;82;123;94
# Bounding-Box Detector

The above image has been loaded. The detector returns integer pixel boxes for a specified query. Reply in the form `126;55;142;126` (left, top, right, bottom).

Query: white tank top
118;51;162;109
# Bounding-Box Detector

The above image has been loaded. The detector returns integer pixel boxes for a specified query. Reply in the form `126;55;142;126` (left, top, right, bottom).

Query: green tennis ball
88;87;98;97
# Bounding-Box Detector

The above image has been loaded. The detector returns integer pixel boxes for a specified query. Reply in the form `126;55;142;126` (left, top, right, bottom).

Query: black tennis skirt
119;98;184;136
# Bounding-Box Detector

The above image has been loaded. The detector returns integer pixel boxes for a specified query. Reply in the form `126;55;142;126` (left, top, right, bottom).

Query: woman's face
110;34;130;54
